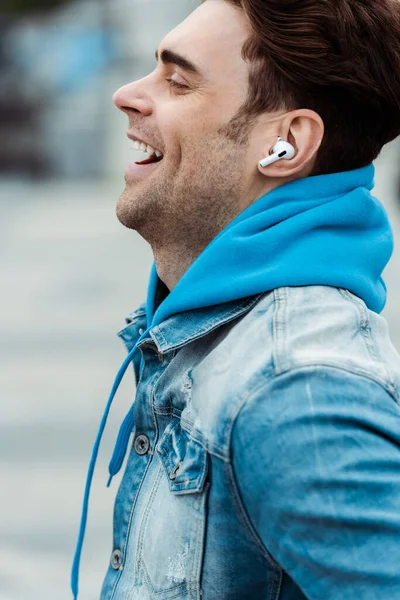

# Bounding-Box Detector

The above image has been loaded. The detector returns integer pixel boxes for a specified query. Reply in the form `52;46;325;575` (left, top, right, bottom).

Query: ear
257;109;324;178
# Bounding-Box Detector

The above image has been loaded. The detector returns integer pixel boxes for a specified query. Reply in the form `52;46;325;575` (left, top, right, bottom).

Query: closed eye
165;78;188;90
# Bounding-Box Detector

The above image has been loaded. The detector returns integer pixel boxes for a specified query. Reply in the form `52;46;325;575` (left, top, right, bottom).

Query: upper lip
127;131;163;154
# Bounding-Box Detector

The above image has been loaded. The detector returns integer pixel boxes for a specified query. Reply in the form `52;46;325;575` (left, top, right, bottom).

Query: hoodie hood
71;162;393;599
146;163;392;329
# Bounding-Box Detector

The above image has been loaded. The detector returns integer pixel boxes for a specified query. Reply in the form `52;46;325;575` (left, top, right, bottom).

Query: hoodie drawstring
71;343;139;600
107;401;136;487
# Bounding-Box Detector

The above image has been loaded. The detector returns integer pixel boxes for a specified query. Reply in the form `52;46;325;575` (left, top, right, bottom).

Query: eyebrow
155;47;202;76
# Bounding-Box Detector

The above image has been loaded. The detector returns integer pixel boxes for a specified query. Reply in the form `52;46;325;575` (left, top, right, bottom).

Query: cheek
159;98;229;163
167;95;224;137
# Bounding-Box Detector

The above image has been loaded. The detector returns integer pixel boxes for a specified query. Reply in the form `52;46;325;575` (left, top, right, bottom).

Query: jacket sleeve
231;365;400;600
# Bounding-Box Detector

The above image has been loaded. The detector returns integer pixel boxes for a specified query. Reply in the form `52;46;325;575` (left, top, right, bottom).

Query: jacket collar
118;292;266;355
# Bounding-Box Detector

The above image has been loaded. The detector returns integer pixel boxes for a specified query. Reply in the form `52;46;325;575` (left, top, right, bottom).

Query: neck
149;179;296;290
153;243;205;291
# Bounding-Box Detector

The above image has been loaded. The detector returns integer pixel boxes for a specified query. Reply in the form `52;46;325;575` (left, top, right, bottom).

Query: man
72;0;400;598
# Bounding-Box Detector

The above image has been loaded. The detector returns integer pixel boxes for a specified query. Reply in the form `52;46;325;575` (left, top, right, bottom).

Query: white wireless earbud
259;137;296;168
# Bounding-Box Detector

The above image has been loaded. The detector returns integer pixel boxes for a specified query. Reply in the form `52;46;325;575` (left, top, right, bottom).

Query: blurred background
0;0;399;598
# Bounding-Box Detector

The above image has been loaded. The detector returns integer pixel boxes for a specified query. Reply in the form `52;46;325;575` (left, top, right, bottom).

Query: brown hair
215;0;400;175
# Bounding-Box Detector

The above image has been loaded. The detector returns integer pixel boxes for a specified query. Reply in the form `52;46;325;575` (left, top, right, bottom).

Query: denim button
170;462;181;480
139;328;144;335
134;434;150;455
110;548;123;570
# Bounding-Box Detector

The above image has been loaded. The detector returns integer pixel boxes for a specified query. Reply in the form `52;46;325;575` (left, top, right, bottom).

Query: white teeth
131;138;163;158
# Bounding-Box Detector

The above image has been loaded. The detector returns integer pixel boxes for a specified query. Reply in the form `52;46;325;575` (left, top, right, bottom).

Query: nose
112;78;153;116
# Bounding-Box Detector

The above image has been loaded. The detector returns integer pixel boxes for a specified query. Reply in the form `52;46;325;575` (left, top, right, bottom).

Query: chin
116;188;152;232
115;192;136;230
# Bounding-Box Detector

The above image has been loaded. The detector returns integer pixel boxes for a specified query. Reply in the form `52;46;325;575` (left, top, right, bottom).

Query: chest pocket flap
156;418;209;495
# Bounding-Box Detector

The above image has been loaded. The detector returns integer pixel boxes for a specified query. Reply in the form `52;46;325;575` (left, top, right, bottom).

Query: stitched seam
152;393;173;416
136;353;146;386
136;465;164;581
117;370;163;587
337;289;397;397
108;565;123;600
338;289;380;360
111;425;156;597
226;459;282;571
197;479;210;600
245;362;399;407
273;568;283;600
192;479;209;592
272;288;287;375
154;324;169;347
285;360;395;396
179;418;230;461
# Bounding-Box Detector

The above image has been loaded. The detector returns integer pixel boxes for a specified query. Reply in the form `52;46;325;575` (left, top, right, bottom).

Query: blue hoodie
71;163;393;598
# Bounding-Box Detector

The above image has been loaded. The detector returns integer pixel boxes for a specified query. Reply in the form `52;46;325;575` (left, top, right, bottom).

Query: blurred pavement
0;140;399;599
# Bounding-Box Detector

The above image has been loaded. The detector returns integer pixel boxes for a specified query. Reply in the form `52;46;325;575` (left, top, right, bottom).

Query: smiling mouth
135;152;164;165
129;137;164;166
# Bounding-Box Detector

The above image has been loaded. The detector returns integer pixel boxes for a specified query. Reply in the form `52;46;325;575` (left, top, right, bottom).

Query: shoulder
265;285;400;399
231;285;400;481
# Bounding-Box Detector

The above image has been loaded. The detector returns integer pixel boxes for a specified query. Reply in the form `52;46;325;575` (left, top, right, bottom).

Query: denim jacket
100;284;400;600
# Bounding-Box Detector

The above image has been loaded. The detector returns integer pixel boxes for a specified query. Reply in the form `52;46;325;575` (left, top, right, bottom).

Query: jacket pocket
136;418;210;599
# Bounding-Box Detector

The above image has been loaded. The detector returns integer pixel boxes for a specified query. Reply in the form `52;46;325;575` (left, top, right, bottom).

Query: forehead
159;0;251;84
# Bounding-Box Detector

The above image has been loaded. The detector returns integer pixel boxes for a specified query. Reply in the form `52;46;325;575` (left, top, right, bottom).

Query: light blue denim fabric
100;284;400;600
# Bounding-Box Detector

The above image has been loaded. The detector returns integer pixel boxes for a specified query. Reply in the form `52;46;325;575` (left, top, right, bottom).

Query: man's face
113;0;266;253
